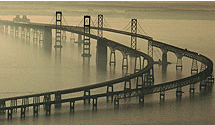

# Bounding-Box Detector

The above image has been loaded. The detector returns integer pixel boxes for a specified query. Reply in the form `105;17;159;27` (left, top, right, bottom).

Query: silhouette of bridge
0;12;213;119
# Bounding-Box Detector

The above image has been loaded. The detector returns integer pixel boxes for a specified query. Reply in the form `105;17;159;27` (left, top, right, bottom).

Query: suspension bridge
0;12;214;119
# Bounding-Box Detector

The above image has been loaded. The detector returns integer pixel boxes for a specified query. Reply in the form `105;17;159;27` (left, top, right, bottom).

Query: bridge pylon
54;93;62;108
147;37;155;85
4;25;8;34
70;32;75;42
136;74;144;89
0;24;4;33
134;55;141;72
54;11;63;48
15;26;19;37
10;99;17;112
176;53;183;70
98;14;103;38
21;27;25;38
70;101;75;113
106;84;114;102
10;25;14;35
199;63;207;90
131;19;137;49
109;47;116;66
26;28;30;40
82;15;91;57
191;58;198;74
33;29;38;42
0;101;6;113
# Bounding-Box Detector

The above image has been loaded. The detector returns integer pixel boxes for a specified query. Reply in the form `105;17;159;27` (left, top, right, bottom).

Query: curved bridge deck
0;19;213;119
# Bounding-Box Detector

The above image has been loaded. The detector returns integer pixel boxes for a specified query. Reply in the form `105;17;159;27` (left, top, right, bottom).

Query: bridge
0;12;214;119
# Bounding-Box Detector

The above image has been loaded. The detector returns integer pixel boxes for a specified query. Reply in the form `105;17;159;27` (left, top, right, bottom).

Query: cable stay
121;20;131;31
49;14;56;24
104;18;111;28
77;17;84;27
62;15;69;26
137;21;148;36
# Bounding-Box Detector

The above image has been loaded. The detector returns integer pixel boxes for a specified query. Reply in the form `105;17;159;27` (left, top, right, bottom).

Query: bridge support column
21;27;25;38
191;59;198;74
176;54;183;70
122;53;128;69
124;79;131;97
144;69;154;86
106;84;113;102
160;91;165;101
26;28;30;40
136;74;144;89
44;27;52;51
22;98;29;110
7;109;13;120
109;48;116;66
20;107;26;118
33;96;40;105
92;97;98;110
189;83;195;94
0;24;4;33
39;32;44;43
10;25;14;35
176;86;182;97
33;105;39;116
5;25;8;34
45;103;51;116
134;55;141;72
70;101;75;113
207;74;214;87
33;29;38;42
10;99;17;112
96;38;107;68
139;92;144;104
43;94;51;109
70;32;75;42
161;48;168;65
199;63;206;90
15;26;19;37
114;95;119;108
54;93;62;108
84;89;91;104
0;101;6;113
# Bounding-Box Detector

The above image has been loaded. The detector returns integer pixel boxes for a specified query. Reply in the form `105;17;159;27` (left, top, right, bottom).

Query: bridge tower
146;37;155;85
54;11;63;48
98;14;103;37
191;58;198;74
82;15;91;57
199;63;207;90
97;14;107;69
131;19;137;50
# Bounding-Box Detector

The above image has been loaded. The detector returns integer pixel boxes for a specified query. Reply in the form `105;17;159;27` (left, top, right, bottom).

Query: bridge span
0;13;214;120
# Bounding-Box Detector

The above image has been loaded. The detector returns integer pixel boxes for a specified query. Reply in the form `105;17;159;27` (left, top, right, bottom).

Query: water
0;2;215;125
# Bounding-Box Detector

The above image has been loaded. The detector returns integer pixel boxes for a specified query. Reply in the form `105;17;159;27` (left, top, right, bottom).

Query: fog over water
0;1;215;125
